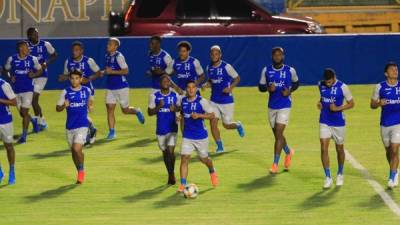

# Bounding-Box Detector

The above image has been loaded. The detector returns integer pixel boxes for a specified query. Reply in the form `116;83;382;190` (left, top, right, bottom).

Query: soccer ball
183;183;199;199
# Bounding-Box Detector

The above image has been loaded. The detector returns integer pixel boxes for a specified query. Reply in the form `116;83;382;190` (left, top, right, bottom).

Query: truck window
177;0;212;19
214;0;253;20
136;0;169;18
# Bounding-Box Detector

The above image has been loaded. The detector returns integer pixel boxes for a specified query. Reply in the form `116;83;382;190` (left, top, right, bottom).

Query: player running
59;41;101;145
0;78;17;185
177;80;218;192
103;38;145;140
202;45;245;153
56;70;93;184
371;62;400;189
148;75;179;185
258;47;299;174
27;27;57;131
3;41;42;143
317;69;354;189
147;36;173;93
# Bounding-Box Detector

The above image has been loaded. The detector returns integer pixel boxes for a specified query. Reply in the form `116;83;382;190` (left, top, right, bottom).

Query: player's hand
201;82;210;91
222;87;232;94
153;67;163;75
317;102;322;110
157;99;165;108
282;88;291;97
268;83;276;93
105;67;114;75
191;113;200;119
88;104;94;112
28;71;36;78
169;104;176;112
329;103;342;112
58;74;68;82
41;62;47;69
64;100;70;108
379;99;387;106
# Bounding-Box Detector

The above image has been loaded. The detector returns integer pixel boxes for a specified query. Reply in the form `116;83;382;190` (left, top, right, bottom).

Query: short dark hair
69;70;83;77
186;80;196;87
150;36;162;43
323;68;336;80
177;41;192;51
16;40;28;51
27;27;38;36
384;62;398;73
159;75;170;83
272;46;284;54
72;41;84;49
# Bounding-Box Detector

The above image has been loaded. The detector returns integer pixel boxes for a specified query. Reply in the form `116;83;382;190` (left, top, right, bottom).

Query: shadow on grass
237;174;276;191
123;185;170;202
118;138;157;150
299;186;341;209
25;184;77;202
153;187;215;208
357;194;386;210
31;149;70;159
0;184;8;189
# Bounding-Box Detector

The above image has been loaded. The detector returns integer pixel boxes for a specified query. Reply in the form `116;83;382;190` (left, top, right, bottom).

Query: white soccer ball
183;183;199;199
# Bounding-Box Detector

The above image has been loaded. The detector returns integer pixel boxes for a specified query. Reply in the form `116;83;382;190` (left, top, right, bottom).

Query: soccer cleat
17;136;26;144
216;141;224;153
136;108;145;124
388;179;395;189
106;130;116;140
177;184;185;193
269;163;278;174
39;122;48;131
394;170;399;187
8;171;15;185
31;118;40;133
168;175;176;185
236;121;245;137
76;170;85;184
323;177;333;189
210;172;219;187
336;174;344;186
284;149;295;170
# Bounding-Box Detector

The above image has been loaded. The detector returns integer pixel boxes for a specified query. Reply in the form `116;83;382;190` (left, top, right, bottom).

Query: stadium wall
1;34;399;89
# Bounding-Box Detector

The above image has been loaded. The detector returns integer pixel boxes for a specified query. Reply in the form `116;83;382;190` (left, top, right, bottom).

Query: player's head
27;27;38;43
272;47;284;65
71;41;84;59
159;75;171;90
323;68;337;87
385;62;398;80
210;45;222;63
150;36;162;52
177;41;191;60
107;37;120;53
69;70;83;88
186;80;197;97
17;40;29;56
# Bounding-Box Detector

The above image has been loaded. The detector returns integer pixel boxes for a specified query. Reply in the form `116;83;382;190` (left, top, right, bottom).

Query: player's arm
87;58;102;82
56;90;68;112
258;67;269;92
370;84;385;109
3;57;16;83
223;64;240;94
105;54;129;76
0;82;17;106
170;79;184;95
194;59;205;87
28;56;43;78
153;54;173;76
147;94;163;116
58;60;70;82
42;41;57;69
191;99;215;120
330;84;355;112
162;59;175;76
88;96;94;112
289;67;300;92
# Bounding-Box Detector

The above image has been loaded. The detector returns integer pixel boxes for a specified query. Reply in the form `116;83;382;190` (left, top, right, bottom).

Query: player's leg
106;104;117;140
333;126;346;186
85;116;96;146
18;107;30;143
32;78;47;130
72;128;87;184
196;138;218;187
388;142;399;188
270;123;286;173
166;133;177;184
210;117;224;153
118;88;145;124
4;143;15;185
220;103;245;137
179;138;194;192
320;124;333;188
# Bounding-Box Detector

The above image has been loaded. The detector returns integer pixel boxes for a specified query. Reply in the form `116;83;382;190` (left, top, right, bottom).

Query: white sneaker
394;170;399;187
323;177;333;189
388;179;395;189
336;174;344;186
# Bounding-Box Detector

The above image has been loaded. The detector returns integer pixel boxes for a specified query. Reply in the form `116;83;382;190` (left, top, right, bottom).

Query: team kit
0;28;399;192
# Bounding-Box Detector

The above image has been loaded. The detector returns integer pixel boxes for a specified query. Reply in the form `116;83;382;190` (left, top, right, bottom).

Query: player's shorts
16;92;33;109
381;125;400;147
157;132;177;151
33;77;48;94
210;101;234;124
181;138;209;158
105;88;129;108
66;127;88;147
320;123;345;145
268;108;290;128
0;122;14;143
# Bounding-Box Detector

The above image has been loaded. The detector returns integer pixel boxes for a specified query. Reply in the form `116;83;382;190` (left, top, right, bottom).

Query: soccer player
56;70;93;184
104;38;145;140
317;69;354;189
148;75;179;184
147;36;173;93
202;45;245;153
177;80;218;192
371;62;400;189
4;41;42;143
59;41;101;145
258;47;299;174
27;27;57;130
0;78;17;185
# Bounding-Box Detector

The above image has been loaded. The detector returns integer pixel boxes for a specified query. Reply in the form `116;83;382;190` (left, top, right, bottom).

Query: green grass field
0;86;399;225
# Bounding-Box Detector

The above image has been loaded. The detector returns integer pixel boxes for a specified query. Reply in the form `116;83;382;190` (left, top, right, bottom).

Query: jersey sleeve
225;64;239;79
4;56;12;71
200;98;214;114
32;56;42;70
1;82;16;100
88;58;100;72
194;59;204;76
116;53;128;69
163;54;173;69
44;41;56;55
371;83;381;101
165;59;174;74
176;95;182;107
290;67;299;82
259;67;267;85
57;89;67;106
148;93;156;108
63;60;69;74
341;84;353;101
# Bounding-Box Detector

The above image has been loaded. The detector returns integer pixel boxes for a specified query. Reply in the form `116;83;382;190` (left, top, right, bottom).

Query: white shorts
0;122;14;143
181;138;209;158
66;128;88;147
105;88;130;108
268;108;290;128
33;77;48;94
157;133;177;151
381;125;400;147
320;123;345;145
16;92;33;109
211;102;234;124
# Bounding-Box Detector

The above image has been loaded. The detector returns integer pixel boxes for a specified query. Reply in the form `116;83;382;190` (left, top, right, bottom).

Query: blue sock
338;164;344;175
216;140;223;149
180;178;187;185
9;165;14;173
77;164;84;171
273;154;280;164
283;145;290;154
324;168;331;178
22;129;28;137
209;167;215;174
109;128;115;134
0;166;3;178
389;170;397;181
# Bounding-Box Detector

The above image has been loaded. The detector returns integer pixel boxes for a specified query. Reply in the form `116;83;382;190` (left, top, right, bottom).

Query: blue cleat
237;121;245;137
8;169;15;185
31;118;40;133
106;130;116;140
40;122;48;131
136;109;145;124
0;169;3;184
17;135;26;144
216;140;224;153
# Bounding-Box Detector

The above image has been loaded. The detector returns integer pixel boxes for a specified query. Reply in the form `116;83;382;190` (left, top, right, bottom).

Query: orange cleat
76;170;85;184
177;184;185;193
210;172;219;187
269;163;278;174
284;149;295;170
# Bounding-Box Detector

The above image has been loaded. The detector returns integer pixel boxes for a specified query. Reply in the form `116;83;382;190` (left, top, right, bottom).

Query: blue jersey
0;79;15;125
319;80;352;127
64;56;99;95
28;40;55;78
149;49;172;89
373;81;400;127
58;86;91;130
5;54;41;94
207;61;238;104
170;56;204;90
181;95;212;140
260;64;298;109
105;51;129;90
149;91;178;135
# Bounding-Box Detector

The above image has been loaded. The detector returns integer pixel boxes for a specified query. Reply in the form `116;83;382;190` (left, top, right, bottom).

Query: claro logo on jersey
69;101;86;108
